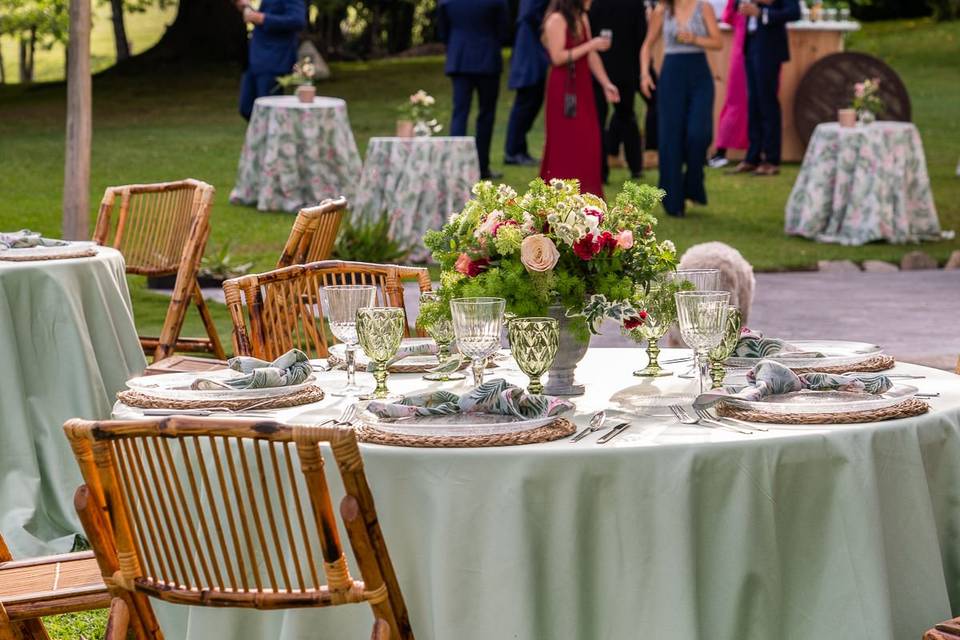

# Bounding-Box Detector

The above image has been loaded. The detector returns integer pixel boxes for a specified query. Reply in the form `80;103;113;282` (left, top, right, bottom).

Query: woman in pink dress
707;0;749;168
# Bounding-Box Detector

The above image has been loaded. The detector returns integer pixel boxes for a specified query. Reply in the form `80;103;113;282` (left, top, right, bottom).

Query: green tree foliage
0;0;68;82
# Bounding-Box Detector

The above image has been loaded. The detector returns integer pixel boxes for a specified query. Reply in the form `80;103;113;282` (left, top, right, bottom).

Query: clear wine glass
668;268;721;291
322;284;376;396
451;297;505;387
356;307;406;400
674;291;730;395
419;291;466;382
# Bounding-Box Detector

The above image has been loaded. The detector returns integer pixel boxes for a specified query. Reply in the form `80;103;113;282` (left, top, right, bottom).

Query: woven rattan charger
717;397;928;425
356;417;575;448
791;354;895;375
0;246;98;261
118;385;325;411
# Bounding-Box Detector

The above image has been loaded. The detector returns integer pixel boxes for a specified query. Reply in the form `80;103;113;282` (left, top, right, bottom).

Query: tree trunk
0;42;5;84
114;0;247;70
63;0;92;240
110;0;131;61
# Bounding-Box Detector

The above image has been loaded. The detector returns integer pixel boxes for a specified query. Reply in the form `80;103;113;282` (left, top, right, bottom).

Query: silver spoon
571;410;607;442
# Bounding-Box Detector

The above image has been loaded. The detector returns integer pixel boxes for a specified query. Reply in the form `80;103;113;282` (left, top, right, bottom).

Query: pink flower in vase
455;253;490;277
615;229;634;249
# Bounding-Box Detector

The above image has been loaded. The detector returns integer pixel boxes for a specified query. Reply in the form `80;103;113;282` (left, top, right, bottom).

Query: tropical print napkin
733;330;824;359
694;359;893;408
0;229;69;249
366;378;574;420
192;349;312;390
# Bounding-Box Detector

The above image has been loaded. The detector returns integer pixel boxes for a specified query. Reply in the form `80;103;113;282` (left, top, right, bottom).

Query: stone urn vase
837;108;856;128
396;119;414;138
295;84;316;103
543;304;589;396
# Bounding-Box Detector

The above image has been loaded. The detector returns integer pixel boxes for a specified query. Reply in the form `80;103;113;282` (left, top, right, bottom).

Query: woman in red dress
540;0;620;198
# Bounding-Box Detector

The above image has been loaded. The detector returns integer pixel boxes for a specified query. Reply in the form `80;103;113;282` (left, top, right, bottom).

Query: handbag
563;52;577;118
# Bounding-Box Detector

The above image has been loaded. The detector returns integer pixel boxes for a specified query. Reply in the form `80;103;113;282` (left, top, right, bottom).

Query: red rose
573;233;599;261
624;312;647;330
454;253;490;277
597;230;618;253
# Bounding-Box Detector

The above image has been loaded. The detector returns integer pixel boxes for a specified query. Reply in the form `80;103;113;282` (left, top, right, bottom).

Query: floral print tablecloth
785;122;941;245
230;96;362;212
353;136;480;262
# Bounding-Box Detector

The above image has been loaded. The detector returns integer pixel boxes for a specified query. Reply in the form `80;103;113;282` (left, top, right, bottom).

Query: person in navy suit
438;0;511;179
730;0;800;176
237;0;306;120
504;0;550;167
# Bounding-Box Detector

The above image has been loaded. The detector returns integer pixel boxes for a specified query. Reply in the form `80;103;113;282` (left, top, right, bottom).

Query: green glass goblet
419;292;466;382
708;305;742;389
631;285;676;377
507;317;559;394
356;307;406;400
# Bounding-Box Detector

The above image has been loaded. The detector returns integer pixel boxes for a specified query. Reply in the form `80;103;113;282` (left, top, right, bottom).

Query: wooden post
62;0;92;240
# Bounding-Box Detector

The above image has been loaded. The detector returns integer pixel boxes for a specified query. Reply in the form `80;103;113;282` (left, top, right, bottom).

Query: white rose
520;234;560;273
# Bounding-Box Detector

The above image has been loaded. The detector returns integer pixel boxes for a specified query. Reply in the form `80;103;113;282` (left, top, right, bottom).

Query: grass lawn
0;18;956;638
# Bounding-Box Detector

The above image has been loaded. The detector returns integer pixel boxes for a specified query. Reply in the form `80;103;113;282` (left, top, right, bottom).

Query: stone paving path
193;269;960;370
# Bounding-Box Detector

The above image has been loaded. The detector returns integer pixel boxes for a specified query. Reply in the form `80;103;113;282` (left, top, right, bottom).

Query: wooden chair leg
10;621;48;640
103;598;129;640
153;268;195;362
191;282;226;360
0;604;20;640
370;618;390;640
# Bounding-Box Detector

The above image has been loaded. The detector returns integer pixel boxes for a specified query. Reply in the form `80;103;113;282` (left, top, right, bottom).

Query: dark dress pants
656;53;714;216
239;71;279;120
592;80;610;183
593;77;644;181
744;36;783;166
641;64;658;151
450;73;500;175
505;80;545;158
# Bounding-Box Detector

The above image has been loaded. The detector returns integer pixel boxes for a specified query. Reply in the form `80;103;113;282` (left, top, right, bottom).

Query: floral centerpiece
421;178;677;392
397;89;443;137
852;77;884;124
276;57;321;103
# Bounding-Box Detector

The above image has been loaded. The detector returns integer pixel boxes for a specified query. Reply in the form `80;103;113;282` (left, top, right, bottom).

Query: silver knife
597;422;630;444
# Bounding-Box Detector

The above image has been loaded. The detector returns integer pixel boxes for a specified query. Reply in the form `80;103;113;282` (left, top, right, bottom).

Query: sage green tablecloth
113;349;960;640
229;96;362;212
353;136;480;262
1;246;145;556
785;122;941;245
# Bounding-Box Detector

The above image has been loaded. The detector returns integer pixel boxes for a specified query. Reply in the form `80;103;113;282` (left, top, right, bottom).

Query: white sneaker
707;156;729;168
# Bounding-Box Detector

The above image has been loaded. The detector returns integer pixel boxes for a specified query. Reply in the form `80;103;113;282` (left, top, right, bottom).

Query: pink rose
520;234;560;272
615;229;634;249
455;253;489;277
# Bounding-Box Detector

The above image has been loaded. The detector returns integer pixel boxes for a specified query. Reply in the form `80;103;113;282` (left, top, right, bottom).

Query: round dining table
229;95;363;212
785;121;942;245
1;246;146;557
113;348;960;640
352;136;480;262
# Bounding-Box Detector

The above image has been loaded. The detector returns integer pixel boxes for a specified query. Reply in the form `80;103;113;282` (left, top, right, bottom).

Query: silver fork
695;407;767;432
333;403;359;426
669;405;754;435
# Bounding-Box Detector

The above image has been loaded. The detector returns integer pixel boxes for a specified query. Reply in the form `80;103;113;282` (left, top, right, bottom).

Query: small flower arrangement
276;56;321;92
421;179;678;340
398;89;442;136
851;77;884;122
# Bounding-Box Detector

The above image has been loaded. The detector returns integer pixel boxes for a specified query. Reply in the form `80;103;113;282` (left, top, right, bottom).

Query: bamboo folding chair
94;179;226;362
223;261;430;360
63;416;413;640
276;197;347;268
926;618;960;639
0;532;111;640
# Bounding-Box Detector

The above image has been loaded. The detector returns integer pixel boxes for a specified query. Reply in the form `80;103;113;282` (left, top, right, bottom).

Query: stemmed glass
507;317;559;394
668;268;720;291
451;297;505;387
630;284;675;377
418;292;466;382
322;285;376;396
356;307;406;400
708;305;743;389
674;291;730;395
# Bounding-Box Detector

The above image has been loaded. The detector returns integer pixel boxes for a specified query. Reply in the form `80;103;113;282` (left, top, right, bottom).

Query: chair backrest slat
277;197;347;268
224;260;430;360
64;417;412;639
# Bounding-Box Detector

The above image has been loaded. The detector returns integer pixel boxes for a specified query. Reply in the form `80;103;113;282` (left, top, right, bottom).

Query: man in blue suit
438;0;511;180
731;0;800;176
237;0;306;120
504;0;549;167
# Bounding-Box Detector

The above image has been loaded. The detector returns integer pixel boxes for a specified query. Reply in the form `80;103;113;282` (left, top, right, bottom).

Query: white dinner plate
723;384;918;415
125;370;317;401
357;406;557;437
725;339;883;370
